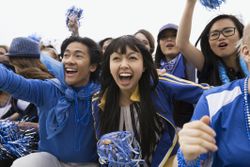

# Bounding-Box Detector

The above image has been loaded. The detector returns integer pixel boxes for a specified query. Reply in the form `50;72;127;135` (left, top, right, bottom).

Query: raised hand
67;15;79;36
178;116;218;161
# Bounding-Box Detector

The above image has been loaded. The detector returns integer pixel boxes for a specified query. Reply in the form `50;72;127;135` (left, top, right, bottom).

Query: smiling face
110;46;144;95
208;18;240;59
159;29;180;60
62;42;97;87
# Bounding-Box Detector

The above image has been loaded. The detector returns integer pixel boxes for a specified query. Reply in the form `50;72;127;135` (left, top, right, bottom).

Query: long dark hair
99;35;159;157
155;45;165;69
60;36;101;82
195;14;244;85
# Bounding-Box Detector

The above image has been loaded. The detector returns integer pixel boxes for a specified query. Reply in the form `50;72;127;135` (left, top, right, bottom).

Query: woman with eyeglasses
176;0;247;86
165;23;250;167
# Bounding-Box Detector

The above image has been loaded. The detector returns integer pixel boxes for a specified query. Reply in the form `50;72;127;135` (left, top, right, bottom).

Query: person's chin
65;78;75;86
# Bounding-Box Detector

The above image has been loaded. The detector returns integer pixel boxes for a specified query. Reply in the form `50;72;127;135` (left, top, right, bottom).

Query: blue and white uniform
192;78;250;166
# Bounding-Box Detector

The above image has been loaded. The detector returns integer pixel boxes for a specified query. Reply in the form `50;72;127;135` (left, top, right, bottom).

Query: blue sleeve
159;74;207;104
0;65;52;106
40;53;65;84
191;94;210;121
190;94;213;164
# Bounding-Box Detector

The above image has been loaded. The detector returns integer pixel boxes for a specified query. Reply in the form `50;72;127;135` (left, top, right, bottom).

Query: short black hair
60;36;102;82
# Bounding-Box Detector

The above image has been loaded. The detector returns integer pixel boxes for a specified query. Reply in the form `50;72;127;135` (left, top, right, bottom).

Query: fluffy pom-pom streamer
97;131;144;167
0;120;38;160
65;6;83;27
199;0;225;9
28;33;41;43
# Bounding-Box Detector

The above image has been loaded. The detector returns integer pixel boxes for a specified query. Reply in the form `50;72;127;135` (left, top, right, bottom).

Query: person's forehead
210;19;235;30
65;42;88;52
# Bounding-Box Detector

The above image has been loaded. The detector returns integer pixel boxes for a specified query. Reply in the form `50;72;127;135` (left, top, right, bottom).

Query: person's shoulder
204;78;244;96
198;79;244;121
45;78;65;91
46;78;61;85
201;79;244;109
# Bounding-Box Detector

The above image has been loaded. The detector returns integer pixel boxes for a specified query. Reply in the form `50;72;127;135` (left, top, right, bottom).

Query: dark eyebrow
74;50;84;54
64;49;84;54
210;27;235;33
210;29;220;33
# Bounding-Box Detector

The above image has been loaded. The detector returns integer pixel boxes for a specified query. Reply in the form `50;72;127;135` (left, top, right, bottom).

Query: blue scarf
218;56;249;84
160;53;186;79
46;80;99;139
160;54;180;73
40;54;100;139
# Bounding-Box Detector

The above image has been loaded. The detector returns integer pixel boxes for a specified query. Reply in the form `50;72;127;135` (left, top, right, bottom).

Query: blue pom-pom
200;0;225;9
0;120;38;160
65;6;84;27
97;131;144;167
28;33;41;43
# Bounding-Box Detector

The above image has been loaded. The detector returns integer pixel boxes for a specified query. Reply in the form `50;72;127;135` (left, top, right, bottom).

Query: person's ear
241;45;250;63
242;45;250;57
89;64;97;72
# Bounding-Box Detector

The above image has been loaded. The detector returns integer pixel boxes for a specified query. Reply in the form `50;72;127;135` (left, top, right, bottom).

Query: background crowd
1;0;250;166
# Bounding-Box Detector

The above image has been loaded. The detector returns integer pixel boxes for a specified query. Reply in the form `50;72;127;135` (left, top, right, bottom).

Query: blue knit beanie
6;37;40;58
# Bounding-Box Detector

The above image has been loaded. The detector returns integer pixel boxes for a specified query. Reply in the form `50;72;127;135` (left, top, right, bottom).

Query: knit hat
157;23;178;40
6;37;40;58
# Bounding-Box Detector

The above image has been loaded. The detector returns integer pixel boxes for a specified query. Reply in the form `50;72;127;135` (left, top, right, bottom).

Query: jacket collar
98;85;140;111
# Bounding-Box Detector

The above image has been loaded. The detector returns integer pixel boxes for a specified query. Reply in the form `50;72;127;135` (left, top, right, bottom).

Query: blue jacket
92;73;208;166
191;78;250;166
0;63;99;163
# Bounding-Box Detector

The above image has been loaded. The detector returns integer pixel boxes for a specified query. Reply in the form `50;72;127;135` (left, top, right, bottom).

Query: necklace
243;77;250;140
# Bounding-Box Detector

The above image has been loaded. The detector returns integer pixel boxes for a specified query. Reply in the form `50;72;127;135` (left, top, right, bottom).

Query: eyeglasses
208;27;236;41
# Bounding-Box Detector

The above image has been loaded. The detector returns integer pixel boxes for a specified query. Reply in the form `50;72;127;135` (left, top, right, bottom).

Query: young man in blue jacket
1;36;101;167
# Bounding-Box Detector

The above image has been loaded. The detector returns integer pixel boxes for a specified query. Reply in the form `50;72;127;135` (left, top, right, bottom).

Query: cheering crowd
0;0;250;166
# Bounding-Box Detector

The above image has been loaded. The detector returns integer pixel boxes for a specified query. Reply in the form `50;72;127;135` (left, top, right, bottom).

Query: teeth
120;73;131;77
65;68;77;72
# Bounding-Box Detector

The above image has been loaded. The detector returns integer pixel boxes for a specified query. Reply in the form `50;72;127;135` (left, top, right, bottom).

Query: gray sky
0;0;249;51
